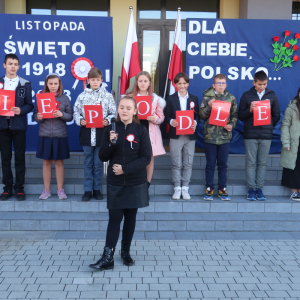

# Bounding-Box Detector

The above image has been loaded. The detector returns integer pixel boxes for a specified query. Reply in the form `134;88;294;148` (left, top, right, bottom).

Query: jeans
0;129;26;191
82;146;103;192
244;139;271;190
204;142;230;191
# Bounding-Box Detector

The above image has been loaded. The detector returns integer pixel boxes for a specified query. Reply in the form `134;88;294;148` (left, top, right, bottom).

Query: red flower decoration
295;33;300;39
285;30;291;37
293;55;299;61
284;42;291;48
293;45;299;51
273;36;280;42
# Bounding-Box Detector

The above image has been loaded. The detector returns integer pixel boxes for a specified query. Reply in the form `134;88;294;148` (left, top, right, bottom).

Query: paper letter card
209;100;231;127
36;93;56;119
134;96;152;120
176;110;194;135
253;100;271;126
84;105;104;128
0;90;15;116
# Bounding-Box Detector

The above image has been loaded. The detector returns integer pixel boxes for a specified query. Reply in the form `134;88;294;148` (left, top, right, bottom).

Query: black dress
281;142;300;189
99;121;152;209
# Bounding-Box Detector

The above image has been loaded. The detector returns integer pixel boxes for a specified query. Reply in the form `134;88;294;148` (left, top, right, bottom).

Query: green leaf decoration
273;49;280;55
270;58;275;62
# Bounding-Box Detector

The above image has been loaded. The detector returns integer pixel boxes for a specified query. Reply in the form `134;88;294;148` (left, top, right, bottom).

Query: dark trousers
105;208;138;249
204;142;230;191
0;129;26;191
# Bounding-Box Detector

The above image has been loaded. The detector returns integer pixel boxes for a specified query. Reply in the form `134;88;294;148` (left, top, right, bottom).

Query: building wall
220;0;240;18
0;0;4;13
5;0;26;14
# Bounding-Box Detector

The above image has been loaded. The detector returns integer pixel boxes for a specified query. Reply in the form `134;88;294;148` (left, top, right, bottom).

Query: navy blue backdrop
186;19;300;154
0;14;113;151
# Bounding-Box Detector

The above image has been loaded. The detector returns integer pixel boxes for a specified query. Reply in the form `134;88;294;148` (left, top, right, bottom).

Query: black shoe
121;240;134;266
93;190;103;200
89;247;114;270
0;190;12;201
15;189;26;201
82;191;92;201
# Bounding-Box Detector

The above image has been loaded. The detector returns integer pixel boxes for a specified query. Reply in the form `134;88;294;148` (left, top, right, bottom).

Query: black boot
121;241;134;266
89;246;114;270
82;191;92;201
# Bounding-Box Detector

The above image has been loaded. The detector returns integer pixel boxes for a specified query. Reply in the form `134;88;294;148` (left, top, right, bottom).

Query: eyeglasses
214;82;227;85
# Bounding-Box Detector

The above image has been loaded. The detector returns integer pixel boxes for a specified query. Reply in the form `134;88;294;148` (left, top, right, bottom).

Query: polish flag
120;10;141;95
168;11;182;95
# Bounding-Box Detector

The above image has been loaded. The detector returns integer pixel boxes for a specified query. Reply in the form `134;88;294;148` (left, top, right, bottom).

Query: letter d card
176;110;194;135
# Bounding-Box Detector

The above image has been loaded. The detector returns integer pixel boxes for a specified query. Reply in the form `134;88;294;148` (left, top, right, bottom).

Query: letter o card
134;96;152;120
0;90;15;116
36;93;56;118
176;110;194;135
209;100;231;127
253;100;271;126
84;105;104;128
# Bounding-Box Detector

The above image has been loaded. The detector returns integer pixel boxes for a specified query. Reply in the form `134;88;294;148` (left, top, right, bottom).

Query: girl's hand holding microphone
110;130;118;143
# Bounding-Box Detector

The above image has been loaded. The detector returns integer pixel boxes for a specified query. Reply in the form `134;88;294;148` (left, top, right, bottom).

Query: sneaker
247;188;256;201
82;191;92;201
172;187;181;200
93;190;103;200
290;191;300;201
0;190;12;201
57;189;67;200
39;189;51;200
218;187;231;201
15;189;26;201
204;187;214;201
256;188;266;201
182;186;191;200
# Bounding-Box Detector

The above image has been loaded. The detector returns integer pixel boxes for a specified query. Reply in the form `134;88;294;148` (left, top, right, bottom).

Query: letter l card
209;100;231;127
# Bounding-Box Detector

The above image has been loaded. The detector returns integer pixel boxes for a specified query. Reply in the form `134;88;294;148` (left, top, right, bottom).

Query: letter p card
176;110;194;135
84;105;104;128
0;90;15;116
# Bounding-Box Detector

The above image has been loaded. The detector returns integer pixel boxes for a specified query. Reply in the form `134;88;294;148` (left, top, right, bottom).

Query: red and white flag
120;10;141;95
167;11;182;96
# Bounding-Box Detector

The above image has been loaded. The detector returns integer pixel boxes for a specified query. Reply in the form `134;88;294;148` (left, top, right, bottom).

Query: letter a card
0;90;15;116
176;110;194;135
84;105;104;128
36;93;56;118
253;100;271;126
134;96;152;120
209;100;231;127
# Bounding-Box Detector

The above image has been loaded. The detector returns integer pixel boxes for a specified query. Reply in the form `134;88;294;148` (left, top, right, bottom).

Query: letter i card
176;110;194;135
253;100;271;126
0;90;15;116
84;105;104;128
36;93;56;118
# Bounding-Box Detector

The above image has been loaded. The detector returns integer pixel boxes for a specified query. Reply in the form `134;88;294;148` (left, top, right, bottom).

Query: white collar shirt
178;91;189;111
257;90;265;100
4;76;19;91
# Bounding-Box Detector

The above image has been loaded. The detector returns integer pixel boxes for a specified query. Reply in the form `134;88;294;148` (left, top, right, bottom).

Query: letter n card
209;100;231;127
84;105;104;128
176;110;194;135
253;100;271;126
0;90;15;116
36;93;56;118
134;96;152;120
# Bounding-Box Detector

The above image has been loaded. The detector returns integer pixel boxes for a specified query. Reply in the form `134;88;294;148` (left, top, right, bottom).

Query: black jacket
238;87;280;140
99;121;152;186
164;92;200;140
0;76;33;131
79;127;105;146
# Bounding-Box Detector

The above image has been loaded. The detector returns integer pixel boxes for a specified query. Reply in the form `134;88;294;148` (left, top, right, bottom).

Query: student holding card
238;71;280;201
74;68;116;202
126;71;166;186
164;72;199;200
0;54;33;201
33;73;73;200
200;74;238;201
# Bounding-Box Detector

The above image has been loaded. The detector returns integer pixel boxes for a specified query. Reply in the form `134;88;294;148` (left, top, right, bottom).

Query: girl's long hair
43;75;63;96
295;87;300;119
116;96;140;124
127;71;153;96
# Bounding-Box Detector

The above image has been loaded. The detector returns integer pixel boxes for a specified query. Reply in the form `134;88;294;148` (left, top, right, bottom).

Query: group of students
1;53;300;270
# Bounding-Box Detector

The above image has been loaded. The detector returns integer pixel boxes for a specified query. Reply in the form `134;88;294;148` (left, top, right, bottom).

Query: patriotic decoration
126;134;138;149
120;8;141;95
190;101;196;112
71;57;94;90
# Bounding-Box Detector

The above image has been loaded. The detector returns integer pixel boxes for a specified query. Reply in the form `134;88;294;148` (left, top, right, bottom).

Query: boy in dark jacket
0;54;33;201
200;74;238;201
238;71;280;201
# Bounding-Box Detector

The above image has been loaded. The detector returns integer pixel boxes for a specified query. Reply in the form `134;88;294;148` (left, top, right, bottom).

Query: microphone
111;117;116;144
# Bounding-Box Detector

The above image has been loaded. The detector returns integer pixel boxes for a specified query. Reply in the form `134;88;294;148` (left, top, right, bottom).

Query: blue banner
186;19;300;153
0;14;113;151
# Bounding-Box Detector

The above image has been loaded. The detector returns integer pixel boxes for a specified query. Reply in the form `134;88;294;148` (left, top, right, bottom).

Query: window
292;0;300;20
27;0;51;15
139;0;161;19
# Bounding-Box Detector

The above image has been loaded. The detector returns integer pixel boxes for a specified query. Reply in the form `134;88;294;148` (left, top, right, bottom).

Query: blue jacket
0;76;33;131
